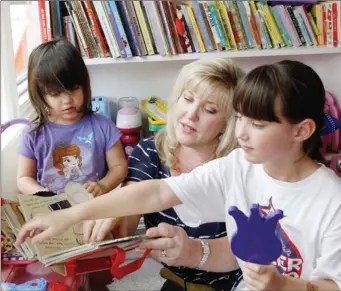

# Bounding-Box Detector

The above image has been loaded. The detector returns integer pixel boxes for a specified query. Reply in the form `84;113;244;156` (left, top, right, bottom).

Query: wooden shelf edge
85;46;341;66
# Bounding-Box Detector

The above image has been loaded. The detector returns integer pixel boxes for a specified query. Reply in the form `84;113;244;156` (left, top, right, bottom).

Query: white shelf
85;46;341;66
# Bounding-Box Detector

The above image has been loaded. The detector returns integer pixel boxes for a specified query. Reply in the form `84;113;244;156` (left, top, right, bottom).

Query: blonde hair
155;58;245;170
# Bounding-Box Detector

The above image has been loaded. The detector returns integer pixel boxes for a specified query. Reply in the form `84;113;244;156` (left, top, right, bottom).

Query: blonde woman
84;59;245;291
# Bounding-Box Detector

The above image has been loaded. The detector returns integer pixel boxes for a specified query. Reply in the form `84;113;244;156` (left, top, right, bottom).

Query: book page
17;194;81;260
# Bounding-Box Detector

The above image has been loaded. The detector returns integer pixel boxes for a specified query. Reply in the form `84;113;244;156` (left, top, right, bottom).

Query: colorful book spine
92;1;120;58
297;5;318;45
187;4;206;52
181;4;200;52
332;1;339;47
250;1;268;49
293;7;313;46
261;3;285;47
226;0;248;50
103;1;127;57
143;1;167;56
271;6;293;47
209;2;227;49
243;1;262;49
84;1;110;57
203;2;222;50
191;1;214;51
116;1;140;56
286;5;306;46
133;1;156;55
64;2;91;58
235;0;256;48
125;1;148;56
108;1;133;57
311;4;323;45
279;5;302;47
218;1;236;50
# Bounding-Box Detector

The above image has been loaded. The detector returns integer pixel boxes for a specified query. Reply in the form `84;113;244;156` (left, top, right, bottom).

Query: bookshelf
85;46;341;66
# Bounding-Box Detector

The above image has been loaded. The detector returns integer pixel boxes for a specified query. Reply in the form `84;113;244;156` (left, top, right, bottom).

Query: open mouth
181;122;196;133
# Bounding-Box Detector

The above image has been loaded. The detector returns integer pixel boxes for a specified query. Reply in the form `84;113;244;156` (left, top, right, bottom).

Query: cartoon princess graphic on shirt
52;144;83;180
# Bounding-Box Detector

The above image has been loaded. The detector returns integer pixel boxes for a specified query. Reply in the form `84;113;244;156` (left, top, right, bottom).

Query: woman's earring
44;106;50;115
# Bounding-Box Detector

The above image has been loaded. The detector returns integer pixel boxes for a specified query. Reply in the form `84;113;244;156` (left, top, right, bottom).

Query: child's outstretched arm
15;179;180;246
84;141;128;196
17;155;49;195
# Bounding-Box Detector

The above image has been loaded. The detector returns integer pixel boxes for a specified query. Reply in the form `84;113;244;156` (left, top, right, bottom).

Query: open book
1;182;150;276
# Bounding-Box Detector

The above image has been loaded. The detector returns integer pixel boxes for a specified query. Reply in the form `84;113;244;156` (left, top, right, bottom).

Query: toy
1;119;29;133
1;278;48;291
228;204;284;265
321;92;341;153
148;117;166;134
141;96;168;122
91;96;111;119
116;97;142;156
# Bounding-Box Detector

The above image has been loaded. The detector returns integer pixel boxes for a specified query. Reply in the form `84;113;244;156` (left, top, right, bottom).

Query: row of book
38;1;341;59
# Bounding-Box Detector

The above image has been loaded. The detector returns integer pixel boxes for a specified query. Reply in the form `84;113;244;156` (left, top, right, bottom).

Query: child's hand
83;182;106;197
83;218;118;243
244;262;284;291
14;209;76;247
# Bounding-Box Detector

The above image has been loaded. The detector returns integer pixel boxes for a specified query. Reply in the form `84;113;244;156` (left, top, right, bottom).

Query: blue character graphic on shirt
52;144;83;180
76;132;93;149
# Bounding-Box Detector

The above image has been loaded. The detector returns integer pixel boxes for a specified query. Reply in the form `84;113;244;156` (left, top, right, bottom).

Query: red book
38;0;48;42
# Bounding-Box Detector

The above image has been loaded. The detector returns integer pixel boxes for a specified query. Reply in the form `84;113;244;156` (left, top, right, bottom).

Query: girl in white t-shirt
16;60;341;291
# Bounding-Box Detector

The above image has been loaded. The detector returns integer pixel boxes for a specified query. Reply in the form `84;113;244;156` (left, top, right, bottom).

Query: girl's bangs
233;67;281;122
36;51;85;95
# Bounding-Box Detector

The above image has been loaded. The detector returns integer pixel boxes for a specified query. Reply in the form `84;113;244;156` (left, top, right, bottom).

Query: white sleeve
164;157;229;227
310;205;341;289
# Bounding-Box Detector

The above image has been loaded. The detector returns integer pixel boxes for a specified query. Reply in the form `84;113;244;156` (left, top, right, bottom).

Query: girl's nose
235;118;249;141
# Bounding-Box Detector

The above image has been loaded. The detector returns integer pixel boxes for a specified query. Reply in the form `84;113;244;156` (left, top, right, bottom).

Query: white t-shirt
164;148;341;290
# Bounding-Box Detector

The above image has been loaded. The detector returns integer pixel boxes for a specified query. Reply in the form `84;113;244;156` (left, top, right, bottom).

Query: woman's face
174;89;226;149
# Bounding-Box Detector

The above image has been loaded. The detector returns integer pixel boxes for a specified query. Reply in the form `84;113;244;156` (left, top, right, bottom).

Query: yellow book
256;3;280;48
311;4;323;45
215;1;231;50
218;1;237;51
133;1;155;55
186;4;207;52
263;3;285;47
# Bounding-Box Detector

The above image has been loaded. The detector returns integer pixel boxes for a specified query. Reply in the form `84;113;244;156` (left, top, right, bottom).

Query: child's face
44;87;84;124
235;109;297;165
175;90;225;148
62;155;80;169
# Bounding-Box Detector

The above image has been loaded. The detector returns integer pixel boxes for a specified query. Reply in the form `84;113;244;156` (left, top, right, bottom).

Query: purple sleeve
18;126;36;160
105;119;122;152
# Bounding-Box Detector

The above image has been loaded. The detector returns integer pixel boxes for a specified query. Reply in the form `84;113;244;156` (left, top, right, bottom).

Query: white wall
88;54;341;133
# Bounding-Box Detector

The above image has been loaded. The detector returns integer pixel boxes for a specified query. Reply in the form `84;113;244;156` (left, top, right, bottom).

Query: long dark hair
28;39;92;131
233;60;325;162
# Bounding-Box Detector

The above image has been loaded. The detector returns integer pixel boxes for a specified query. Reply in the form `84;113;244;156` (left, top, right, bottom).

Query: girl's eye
235;114;242;119
252;123;265;129
64;158;70;163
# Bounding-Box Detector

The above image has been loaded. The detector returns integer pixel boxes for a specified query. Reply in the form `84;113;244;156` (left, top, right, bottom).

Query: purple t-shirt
19;114;121;193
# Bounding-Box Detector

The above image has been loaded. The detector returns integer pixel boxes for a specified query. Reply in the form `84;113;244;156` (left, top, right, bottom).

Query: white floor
107;254;166;291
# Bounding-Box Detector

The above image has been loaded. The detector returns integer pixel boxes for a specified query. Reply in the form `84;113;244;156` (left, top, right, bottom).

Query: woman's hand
243;262;284;291
83;218;123;243
136;223;201;268
14;208;77;246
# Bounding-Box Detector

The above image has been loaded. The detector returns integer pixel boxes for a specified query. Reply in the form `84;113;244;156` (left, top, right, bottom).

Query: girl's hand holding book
14;208;77;246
